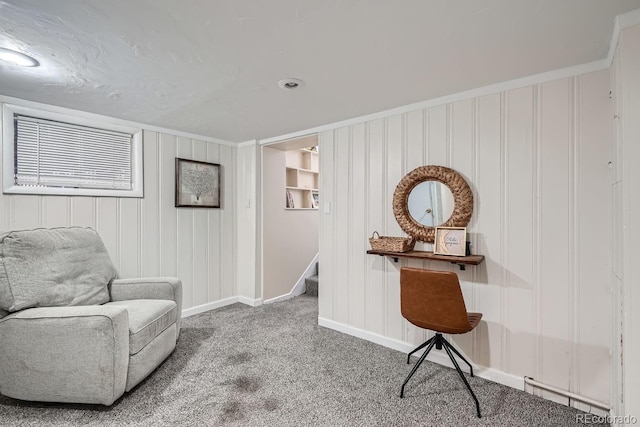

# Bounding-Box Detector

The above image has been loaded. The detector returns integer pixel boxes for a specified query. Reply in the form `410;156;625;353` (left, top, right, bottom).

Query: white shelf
286;186;319;191
285;148;319;209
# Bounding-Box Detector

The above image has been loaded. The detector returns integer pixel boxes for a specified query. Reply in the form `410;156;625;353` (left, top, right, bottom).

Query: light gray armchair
0;227;182;405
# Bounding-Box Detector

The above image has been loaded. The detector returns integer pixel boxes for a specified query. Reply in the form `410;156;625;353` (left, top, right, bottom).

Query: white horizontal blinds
14;114;133;190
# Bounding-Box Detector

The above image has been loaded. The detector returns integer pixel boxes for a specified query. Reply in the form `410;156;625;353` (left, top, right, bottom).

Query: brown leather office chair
399;267;482;418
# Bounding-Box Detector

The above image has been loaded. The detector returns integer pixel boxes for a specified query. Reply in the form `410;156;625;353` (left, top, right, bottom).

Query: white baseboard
238;296;263;307
182;296;262;318
317;316;524;391
263;253;318;304
181;297;239;318
263;294;295;304
181;295;262;318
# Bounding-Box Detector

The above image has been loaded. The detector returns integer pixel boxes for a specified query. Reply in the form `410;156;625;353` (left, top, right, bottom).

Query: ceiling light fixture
0;48;39;67
278;78;305;90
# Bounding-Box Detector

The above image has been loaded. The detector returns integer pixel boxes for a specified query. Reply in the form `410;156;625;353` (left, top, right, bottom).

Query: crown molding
238;139;258;147
260;8;640;146
258;59;608;145
607;8;640;66
0;94;236;146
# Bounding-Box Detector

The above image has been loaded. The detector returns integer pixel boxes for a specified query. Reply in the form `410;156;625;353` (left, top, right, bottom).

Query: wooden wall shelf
366;249;484;270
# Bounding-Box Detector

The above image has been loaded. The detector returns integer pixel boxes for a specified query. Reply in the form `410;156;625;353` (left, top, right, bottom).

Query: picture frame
434;226;467;256
311;190;319;208
175;158;221;208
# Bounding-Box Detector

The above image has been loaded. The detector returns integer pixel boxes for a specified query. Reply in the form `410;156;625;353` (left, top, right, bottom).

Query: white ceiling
1;0;640;143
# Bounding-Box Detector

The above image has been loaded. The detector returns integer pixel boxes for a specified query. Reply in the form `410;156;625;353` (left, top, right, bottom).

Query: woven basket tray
369;231;415;253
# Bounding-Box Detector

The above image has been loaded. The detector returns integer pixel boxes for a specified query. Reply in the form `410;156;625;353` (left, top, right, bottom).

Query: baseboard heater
523;376;609;411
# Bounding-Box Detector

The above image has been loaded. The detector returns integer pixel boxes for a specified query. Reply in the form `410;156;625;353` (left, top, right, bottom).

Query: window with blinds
2;104;143;197
15;115;133;190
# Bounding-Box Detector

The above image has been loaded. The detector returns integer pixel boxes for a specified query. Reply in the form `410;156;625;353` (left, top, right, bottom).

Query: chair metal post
400;338;437;398
400;333;481;418
442;338;481;418
406;335;435;364
442;338;474;377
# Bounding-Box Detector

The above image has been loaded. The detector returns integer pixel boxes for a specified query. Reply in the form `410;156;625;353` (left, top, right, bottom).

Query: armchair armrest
110;277;182;336
0;305;129;405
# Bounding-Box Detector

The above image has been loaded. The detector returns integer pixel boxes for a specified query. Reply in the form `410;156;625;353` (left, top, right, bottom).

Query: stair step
305;274;318;296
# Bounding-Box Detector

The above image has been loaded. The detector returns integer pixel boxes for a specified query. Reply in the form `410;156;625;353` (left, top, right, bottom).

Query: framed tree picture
175;158;221;208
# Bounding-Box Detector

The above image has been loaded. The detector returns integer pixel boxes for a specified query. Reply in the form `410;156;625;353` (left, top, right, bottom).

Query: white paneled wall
0;128;236;311
318;70;611;406
236;142;260;302
611;24;640;420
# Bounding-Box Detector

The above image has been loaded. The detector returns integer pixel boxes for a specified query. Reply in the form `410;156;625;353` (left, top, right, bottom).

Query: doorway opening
261;134;319;303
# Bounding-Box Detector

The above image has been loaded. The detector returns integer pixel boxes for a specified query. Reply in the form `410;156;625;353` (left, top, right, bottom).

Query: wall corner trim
238;139;258;147
238;296;263;307
607;9;640;67
616;8;640;35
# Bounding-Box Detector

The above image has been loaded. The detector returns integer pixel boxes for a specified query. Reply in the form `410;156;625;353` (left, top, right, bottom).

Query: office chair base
400;333;481;418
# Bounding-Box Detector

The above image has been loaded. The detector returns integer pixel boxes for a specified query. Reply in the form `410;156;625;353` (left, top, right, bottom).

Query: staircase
305;264;319;296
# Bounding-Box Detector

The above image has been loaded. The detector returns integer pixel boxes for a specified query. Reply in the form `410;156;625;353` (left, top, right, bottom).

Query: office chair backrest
400;267;473;334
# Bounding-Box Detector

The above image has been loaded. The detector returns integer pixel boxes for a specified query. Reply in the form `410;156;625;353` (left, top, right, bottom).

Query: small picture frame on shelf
434;226;467;256
311;190;319;208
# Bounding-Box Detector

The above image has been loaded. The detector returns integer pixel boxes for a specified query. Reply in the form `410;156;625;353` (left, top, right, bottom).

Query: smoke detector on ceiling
278;78;305;90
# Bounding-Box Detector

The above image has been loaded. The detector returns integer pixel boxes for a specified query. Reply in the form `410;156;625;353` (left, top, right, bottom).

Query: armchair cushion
110;277;183;337
0;227;117;312
107;299;177;355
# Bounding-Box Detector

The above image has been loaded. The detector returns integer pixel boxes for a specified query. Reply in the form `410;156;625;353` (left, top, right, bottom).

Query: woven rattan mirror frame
393;165;473;243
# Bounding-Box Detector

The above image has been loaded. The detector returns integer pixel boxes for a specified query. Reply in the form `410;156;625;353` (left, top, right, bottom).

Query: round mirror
407;181;455;227
393;166;473;243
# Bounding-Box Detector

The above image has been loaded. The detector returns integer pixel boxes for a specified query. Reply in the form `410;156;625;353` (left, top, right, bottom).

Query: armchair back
0;227;117;312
